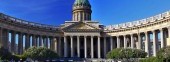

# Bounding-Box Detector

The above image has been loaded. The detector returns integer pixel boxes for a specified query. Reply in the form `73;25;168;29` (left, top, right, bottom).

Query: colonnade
0;28;57;55
58;28;169;58
0;27;170;58
59;36;101;58
113;28;168;57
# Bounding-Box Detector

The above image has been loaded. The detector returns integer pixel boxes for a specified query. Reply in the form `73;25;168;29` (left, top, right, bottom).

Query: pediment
71;23;95;29
62;22;99;30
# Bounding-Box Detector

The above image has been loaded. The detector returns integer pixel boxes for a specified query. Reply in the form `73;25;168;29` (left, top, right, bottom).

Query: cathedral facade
0;0;170;58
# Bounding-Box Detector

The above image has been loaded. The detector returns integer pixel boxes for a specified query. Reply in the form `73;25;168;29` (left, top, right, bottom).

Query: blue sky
0;0;170;26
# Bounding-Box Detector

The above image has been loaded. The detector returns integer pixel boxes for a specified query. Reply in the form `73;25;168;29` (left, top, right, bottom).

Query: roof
74;0;91;6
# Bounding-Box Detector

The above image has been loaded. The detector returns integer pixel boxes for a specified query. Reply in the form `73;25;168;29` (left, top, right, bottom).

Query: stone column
0;28;2;48
82;12;84;21
36;36;38;47
2;29;9;49
50;37;53;50
46;37;49;48
70;36;74;57
0;29;4;48
25;34;30;50
11;31;16;54
98;36;101;58
34;36;37;47
78;12;80;21
131;34;134;49
104;37;107;58
91;36;94;58
72;13;74;21
137;33;142;49
77;36;80;57
124;35;127;48
145;32;150;57
74;13;76;21
160;29;165;48
168;27;170;38
53;37;57;52
18;33;23;54
117;36;120;48
39;36;42;47
58;37;61;56
6;30;9;49
32;35;36;47
110;36;113;50
64;36;68;57
42;37;45;47
84;36;87;58
153;31;158;56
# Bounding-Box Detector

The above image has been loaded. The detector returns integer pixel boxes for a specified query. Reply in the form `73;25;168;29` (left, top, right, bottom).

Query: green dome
74;0;91;6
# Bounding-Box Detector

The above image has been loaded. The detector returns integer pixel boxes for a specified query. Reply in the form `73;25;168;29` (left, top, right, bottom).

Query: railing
105;10;170;30
0;13;60;30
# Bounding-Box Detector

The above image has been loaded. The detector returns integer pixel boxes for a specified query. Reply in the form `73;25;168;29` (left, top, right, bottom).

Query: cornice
104;16;170;33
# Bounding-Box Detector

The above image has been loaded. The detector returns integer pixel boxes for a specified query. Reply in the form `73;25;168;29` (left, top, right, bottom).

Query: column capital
77;36;80;38
63;36;67;37
159;28;163;31
123;35;127;37
167;26;170;29
84;36;87;38
116;36;119;37
11;31;16;33
97;36;100;37
137;33;141;35
70;36;73;38
40;35;43;37
103;36;107;38
50;36;55;38
144;31;148;34
152;30;156;33
57;36;61;39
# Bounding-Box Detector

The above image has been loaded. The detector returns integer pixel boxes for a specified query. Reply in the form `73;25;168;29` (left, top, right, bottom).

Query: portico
60;20;102;58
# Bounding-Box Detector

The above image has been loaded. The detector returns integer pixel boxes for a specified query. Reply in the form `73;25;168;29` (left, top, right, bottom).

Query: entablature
104;16;170;33
64;32;100;36
0;13;60;32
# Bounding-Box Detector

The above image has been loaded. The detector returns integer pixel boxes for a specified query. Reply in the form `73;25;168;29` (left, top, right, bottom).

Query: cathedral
0;0;170;59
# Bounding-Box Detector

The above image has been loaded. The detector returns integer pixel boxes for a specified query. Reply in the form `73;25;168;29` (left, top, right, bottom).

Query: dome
74;0;91;7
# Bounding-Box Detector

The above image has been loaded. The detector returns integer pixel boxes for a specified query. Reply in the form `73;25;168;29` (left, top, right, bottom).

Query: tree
106;48;147;59
156;46;170;62
0;47;13;60
22;47;59;60
140;46;170;62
